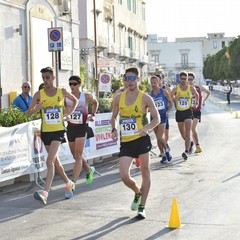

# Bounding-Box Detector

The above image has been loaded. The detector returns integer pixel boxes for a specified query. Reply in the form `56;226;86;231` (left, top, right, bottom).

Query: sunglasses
124;76;137;82
180;78;187;80
188;78;194;81
69;82;79;86
23;86;30;89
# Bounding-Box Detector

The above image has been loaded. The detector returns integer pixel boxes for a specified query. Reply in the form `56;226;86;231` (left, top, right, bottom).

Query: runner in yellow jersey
171;71;199;160
111;67;160;219
26;67;78;204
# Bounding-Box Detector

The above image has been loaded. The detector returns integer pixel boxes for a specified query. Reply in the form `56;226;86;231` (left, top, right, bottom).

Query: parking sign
48;27;63;51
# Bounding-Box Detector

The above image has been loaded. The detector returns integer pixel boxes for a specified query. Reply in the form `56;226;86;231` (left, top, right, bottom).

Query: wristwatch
111;127;117;133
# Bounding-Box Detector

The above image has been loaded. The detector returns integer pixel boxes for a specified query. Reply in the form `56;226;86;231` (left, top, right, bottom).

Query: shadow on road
222;172;240;183
145;227;175;240
70;216;139;240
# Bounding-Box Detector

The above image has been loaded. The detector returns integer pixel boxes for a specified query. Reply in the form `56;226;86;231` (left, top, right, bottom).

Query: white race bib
69;110;83;124
155;99;165;110
178;98;188;109
44;108;61;124
120;118;138;136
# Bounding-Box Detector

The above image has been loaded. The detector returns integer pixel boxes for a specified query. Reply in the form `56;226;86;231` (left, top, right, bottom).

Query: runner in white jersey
65;75;99;187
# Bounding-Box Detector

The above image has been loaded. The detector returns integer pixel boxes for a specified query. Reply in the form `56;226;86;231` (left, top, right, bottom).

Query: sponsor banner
0;122;32;182
0;113;120;182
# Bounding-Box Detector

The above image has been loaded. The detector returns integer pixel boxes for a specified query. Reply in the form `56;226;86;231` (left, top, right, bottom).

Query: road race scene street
1;0;240;240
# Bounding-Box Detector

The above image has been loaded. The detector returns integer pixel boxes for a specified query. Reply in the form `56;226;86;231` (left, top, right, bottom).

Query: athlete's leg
138;152;151;206
184;119;192;152
44;141;61;192
119;156;140;194
54;156;70;183
192;118;199;145
71;137;86;181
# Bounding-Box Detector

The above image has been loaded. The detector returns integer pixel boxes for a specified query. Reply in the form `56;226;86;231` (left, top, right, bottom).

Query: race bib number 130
120;118;138;136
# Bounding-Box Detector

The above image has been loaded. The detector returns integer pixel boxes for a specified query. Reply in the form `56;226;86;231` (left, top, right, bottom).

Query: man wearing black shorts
111;67;159;219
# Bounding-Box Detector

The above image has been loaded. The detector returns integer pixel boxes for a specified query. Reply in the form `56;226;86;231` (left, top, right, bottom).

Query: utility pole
93;0;99;97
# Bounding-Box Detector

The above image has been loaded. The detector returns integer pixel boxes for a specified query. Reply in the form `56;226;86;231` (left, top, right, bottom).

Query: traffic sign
48;27;63;52
99;73;112;92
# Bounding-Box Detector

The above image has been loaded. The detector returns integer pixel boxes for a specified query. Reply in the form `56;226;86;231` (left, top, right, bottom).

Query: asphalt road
0;90;240;240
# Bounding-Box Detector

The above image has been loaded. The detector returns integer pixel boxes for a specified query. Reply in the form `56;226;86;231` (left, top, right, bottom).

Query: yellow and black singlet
40;88;65;132
175;85;192;111
119;90;148;142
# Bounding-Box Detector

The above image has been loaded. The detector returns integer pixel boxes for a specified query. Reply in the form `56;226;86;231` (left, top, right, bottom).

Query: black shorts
67;124;88;142
166;118;169;130
193;111;201;122
118;135;152;158
176;109;193;122
41;130;66;146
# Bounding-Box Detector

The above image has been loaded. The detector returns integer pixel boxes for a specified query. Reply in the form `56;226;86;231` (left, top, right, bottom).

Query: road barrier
0;113;120;184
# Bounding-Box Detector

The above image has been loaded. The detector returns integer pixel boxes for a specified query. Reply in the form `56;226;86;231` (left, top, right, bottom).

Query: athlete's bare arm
62;88;78;115
200;86;211;106
163;89;173;117
139;94;160;136
111;93;121;141
26;91;41;117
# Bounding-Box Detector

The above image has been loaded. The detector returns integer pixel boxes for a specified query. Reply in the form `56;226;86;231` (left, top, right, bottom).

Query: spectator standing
12;82;32;112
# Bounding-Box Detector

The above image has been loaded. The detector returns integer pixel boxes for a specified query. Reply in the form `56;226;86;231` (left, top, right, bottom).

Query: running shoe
165;151;172;162
34;190;48;204
137;205;146;219
135;158;141;167
71;180;76;192
86;166;95;185
195;145;202;153
189;141;194;153
160;154;167;164
182;152;188;160
131;193;141;211
166;143;171;151
65;181;75;199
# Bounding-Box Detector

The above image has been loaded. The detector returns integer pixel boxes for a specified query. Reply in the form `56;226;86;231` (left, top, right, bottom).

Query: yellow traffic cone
230;108;233;114
168;198;182;228
235;112;238;119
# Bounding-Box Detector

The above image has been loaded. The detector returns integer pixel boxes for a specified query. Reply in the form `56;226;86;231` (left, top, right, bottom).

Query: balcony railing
175;63;195;69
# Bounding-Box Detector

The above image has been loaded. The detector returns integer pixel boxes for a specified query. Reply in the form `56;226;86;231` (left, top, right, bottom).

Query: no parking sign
48;27;63;51
99;73;112;92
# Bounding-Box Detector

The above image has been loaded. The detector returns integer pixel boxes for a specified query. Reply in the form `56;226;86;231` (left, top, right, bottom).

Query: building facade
79;0;148;89
0;0;80;108
147;34;203;85
176;33;235;60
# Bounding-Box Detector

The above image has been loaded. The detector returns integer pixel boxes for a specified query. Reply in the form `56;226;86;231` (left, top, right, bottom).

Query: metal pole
93;0;98;97
55;51;59;87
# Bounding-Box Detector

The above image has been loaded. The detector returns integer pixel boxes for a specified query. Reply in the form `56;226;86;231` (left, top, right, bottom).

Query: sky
146;0;240;41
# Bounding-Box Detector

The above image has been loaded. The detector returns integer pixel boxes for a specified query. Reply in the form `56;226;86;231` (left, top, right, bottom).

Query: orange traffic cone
168;198;182;228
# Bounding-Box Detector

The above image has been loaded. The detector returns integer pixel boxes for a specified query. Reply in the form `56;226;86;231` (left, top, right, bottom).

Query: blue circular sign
101;74;110;84
50;30;61;41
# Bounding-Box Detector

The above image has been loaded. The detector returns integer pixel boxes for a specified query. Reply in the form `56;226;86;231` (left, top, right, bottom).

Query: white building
0;0;80;108
147;34;203;85
79;0;148;89
176;33;235;60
